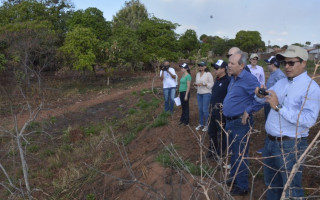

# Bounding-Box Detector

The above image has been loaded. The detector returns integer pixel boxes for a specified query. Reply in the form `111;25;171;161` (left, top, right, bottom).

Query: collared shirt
257;72;320;138
247;64;265;86
210;75;230;117
160;67;177;88
223;69;262;117
266;68;286;89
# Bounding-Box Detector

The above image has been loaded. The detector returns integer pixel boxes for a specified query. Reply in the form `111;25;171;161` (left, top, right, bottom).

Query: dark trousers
207;115;226;156
179;91;190;124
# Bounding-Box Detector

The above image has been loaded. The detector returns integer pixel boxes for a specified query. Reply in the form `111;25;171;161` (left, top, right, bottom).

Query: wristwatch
275;104;283;112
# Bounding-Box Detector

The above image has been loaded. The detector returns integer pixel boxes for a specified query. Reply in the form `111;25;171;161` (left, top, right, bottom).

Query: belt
267;134;298;141
225;115;242;121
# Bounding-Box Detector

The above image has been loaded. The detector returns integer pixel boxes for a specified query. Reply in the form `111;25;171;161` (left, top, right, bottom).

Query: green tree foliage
60;27;99;72
112;0;148;30
178;29;200;59
108;24;142;71
292;43;304;47
138;17;180;64
235;30;265;53
66;7;111;41
0;0;48;24
0;20;58;82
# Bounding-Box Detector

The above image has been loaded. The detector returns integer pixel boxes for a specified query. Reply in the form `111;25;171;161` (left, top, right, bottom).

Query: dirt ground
1;67;319;199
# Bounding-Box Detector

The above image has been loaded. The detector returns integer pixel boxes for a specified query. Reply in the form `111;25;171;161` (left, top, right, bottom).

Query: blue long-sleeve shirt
255;72;320;138
266;68;286;89
223;69;263;117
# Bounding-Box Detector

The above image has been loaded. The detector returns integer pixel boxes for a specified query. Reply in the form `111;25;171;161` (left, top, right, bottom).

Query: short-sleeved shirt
247;64;265;86
160;67;177;88
179;74;192;92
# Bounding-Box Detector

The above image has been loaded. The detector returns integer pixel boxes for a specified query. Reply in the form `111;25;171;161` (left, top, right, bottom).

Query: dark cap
264;56;280;67
179;63;189;69
197;61;207;66
212;59;228;70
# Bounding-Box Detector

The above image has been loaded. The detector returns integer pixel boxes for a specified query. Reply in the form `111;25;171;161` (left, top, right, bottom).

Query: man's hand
242;111;249;125
265;90;279;110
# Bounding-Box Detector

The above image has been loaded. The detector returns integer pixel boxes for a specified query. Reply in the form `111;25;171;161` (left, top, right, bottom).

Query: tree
60;26;99;72
178;29;200;59
292;43;304;47
66;7;112;41
305;41;311;47
234;30;265;53
138;17;179;66
112;0;148;30
0;20;58;83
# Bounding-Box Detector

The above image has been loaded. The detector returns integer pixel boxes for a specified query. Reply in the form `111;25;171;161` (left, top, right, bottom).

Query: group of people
160;45;320;199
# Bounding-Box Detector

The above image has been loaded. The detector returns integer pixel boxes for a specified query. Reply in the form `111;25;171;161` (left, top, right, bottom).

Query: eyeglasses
281;60;301;67
227;54;232;58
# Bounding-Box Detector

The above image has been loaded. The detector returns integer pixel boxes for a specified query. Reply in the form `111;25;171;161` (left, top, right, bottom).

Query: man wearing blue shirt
223;51;263;196
263;56;286;118
255;45;320;199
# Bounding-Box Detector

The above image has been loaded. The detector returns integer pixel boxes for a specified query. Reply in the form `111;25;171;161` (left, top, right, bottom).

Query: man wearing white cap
255;45;320;199
248;53;265;86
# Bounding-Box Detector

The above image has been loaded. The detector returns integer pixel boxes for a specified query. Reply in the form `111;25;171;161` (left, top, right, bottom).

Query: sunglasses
281;60;301;67
227;54;232;58
251;58;258;61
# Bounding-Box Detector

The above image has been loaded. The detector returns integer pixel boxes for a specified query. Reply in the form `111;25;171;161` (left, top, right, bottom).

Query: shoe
223;164;231;169
256;147;263;154
178;121;184;126
230;186;248;196
226;179;236;187
195;125;203;131
206;151;213;158
184;123;189;126
202;126;208;132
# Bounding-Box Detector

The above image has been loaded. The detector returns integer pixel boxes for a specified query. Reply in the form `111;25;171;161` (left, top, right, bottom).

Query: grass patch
149;111;171;128
28;144;40;153
156;145;212;176
81;124;102;137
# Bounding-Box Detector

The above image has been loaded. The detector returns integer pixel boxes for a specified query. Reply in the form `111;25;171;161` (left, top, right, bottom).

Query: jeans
208;115;226;156
179;91;190;124
263;136;307;200
197;93;211;126
163;87;176;113
226;117;253;190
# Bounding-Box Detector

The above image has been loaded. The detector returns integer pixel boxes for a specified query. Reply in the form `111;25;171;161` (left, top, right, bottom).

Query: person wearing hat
248;53;265;86
263;56;286;118
178;63;192;126
194;61;214;132
256;56;286;154
206;60;230;159
160;60;177;113
255;45;320;199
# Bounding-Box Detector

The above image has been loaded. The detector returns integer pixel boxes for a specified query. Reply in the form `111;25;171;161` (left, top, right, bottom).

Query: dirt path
1;74;163;128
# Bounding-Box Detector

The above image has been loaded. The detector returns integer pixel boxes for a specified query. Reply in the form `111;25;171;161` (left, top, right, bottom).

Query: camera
161;65;169;71
258;88;269;96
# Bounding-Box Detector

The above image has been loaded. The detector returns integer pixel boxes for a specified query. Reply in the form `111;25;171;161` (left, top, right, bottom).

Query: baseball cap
264;56;280;67
276;45;308;61
179;63;189;69
250;53;259;60
197;61;207;66
212;59;228;70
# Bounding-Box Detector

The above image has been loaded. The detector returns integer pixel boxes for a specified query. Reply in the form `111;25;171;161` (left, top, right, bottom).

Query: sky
41;0;320;47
